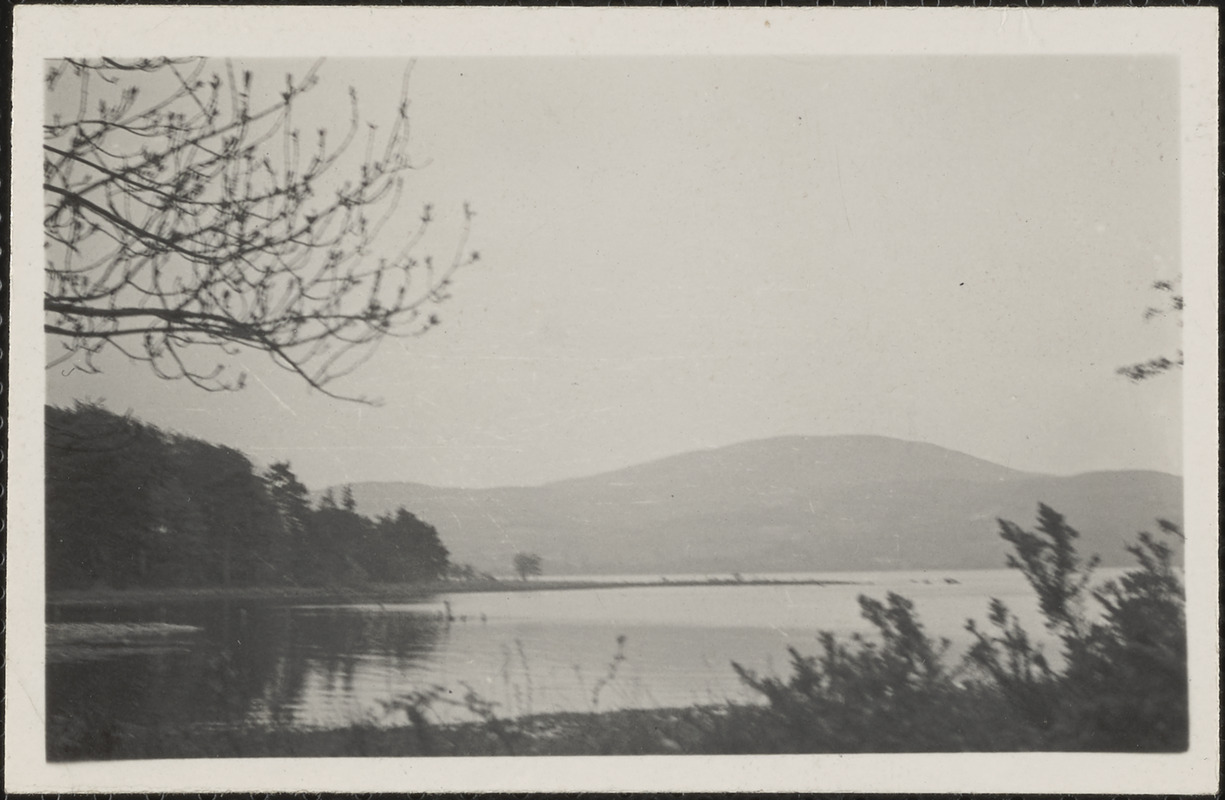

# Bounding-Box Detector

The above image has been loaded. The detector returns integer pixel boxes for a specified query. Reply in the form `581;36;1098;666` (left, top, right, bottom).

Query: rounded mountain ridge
545;434;1033;493
342;434;1181;573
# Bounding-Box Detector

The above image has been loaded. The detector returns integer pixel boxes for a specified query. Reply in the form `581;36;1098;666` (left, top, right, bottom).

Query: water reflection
48;599;450;734
48;569;1080;739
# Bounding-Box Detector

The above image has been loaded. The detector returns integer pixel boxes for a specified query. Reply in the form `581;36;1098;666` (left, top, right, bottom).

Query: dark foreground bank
47;705;752;760
47;668;1184;761
39;695;1075;761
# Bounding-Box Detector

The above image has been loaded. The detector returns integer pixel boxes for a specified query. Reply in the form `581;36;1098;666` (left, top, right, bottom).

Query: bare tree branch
45;57;479;402
1117;277;1183;382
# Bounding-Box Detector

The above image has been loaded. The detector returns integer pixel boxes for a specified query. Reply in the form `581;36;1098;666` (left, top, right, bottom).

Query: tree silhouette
44;57;478;401
513;552;543;581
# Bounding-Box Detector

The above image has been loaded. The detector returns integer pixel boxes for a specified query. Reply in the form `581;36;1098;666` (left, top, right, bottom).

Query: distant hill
335;435;1183;576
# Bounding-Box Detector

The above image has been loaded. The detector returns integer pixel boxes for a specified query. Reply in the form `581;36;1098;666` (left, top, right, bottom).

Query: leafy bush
734;593;1042;751
968;506;1187;751
737;504;1187;752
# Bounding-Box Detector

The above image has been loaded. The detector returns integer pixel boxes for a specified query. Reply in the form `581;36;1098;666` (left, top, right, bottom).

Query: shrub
734;593;1040;751
737;505;1187;753
969;509;1187;751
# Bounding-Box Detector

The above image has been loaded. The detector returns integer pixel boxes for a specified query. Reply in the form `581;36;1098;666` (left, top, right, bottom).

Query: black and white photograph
6;6;1218;794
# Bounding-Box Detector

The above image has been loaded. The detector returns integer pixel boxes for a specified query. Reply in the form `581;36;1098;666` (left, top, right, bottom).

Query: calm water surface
49;568;1099;731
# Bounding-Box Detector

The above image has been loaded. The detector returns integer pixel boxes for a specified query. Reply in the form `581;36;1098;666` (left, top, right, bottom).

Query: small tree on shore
513;552;543;581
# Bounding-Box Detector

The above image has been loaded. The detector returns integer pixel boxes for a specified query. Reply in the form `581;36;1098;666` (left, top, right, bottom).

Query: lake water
48;568;1105;732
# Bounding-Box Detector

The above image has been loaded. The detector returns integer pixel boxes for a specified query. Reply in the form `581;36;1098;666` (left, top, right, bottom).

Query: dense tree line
46;401;450;590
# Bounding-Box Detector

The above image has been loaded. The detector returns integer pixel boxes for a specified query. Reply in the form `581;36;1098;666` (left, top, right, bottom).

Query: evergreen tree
262;461;312;584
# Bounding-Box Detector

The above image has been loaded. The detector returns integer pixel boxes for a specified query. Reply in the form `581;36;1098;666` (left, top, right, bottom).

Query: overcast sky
46;56;1183;489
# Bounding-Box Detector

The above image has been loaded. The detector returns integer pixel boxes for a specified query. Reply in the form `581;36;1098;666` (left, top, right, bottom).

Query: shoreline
45;703;780;760
46;576;860;608
46;697;1099;760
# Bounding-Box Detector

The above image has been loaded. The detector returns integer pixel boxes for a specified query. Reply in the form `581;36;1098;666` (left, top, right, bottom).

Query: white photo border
7;6;1219;794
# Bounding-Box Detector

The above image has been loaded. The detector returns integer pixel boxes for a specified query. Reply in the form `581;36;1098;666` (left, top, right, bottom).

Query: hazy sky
46;56;1184;489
